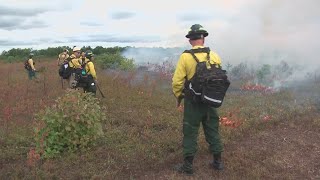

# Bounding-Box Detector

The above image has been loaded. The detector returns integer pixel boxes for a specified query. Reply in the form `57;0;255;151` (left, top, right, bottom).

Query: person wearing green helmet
172;24;224;175
185;24;209;40
82;50;97;95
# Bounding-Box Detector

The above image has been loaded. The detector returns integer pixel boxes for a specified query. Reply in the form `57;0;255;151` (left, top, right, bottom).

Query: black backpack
184;47;230;108
24;59;32;70
58;58;72;79
74;61;90;87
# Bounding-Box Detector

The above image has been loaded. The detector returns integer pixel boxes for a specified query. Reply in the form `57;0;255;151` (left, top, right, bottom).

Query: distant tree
230;62;248;80
274;60;293;79
256;64;272;85
225;62;232;72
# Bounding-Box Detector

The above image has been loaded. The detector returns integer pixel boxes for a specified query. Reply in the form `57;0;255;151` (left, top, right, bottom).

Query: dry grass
0;60;319;179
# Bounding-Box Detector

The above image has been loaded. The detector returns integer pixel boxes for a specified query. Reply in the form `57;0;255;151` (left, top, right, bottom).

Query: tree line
0;46;129;62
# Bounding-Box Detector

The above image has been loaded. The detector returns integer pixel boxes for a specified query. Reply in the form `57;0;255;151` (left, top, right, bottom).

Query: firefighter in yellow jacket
172;24;224;175
69;46;82;88
82;50;97;95
81;51;86;64
27;53;36;80
57;49;69;66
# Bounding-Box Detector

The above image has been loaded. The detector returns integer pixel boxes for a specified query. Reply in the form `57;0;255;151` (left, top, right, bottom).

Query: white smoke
121;47;184;65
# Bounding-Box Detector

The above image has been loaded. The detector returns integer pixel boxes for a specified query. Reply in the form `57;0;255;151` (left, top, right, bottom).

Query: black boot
174;156;194;175
211;153;224;170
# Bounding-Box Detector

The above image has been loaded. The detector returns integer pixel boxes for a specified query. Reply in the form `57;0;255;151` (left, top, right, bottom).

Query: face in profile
75;51;81;58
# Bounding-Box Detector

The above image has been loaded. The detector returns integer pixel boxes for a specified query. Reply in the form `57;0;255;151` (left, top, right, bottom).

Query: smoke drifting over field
202;0;319;67
120;0;319;89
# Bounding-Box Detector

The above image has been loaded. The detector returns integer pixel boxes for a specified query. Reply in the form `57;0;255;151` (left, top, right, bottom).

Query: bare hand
176;98;181;108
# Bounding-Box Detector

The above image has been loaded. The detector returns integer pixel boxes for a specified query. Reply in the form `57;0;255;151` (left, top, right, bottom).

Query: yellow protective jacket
28;58;35;71
85;61;97;80
58;53;69;65
83;58;90;64
68;54;82;69
172;45;222;98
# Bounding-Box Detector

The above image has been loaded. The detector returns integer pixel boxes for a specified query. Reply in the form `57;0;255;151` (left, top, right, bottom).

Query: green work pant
28;70;36;80
183;98;223;157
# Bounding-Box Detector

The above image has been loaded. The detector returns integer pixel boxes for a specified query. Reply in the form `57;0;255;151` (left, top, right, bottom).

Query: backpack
58;57;72;79
74;61;90;87
183;47;230;108
24;59;32;70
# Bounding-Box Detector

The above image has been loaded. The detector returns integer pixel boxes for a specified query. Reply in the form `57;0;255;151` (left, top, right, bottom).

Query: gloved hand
176;94;185;108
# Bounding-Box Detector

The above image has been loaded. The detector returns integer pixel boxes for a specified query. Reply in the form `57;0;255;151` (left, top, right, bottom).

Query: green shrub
96;52;135;70
119;58;135;70
7;56;15;63
5;56;22;63
34;91;105;158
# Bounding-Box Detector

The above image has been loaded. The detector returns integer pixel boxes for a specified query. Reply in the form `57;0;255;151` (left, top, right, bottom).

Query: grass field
0;60;319;179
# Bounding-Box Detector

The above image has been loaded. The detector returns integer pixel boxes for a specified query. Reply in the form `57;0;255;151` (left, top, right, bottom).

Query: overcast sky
0;0;319;64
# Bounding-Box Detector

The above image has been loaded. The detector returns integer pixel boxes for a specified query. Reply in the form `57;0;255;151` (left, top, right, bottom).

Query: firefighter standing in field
57;49;70;88
57;49;69;66
27;53;36;80
82;50;97;95
172;24;224;175
68;46;82;88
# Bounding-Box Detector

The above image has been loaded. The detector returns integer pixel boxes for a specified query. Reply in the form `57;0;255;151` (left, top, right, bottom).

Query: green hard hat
85;50;94;58
185;24;209;40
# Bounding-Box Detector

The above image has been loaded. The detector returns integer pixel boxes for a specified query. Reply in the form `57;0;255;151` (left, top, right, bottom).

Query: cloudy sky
0;0;319;64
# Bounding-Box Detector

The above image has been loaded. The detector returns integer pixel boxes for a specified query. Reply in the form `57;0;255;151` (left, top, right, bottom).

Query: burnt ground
138;113;320;180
